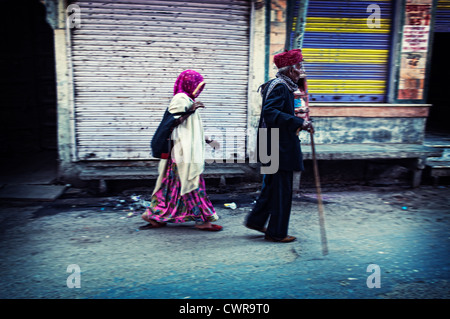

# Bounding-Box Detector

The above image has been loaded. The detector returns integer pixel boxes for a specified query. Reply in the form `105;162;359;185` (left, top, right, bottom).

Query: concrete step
0;184;67;201
426;148;450;162
423;132;450;181
424;133;450;149
426;149;450;180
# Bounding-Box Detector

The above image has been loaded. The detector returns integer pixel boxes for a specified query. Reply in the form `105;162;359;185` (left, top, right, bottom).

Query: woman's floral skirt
143;158;218;224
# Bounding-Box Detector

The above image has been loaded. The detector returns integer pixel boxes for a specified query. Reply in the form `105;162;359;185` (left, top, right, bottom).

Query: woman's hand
205;136;220;150
208;140;220;150
192;101;205;110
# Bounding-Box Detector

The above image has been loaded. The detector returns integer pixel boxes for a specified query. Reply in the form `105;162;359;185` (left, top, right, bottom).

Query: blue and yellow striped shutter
302;0;393;102
435;0;450;32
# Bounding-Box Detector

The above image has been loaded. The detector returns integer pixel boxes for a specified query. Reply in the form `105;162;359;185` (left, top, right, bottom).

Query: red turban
273;49;303;68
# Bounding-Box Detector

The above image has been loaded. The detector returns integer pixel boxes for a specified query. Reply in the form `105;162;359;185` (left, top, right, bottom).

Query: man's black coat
259;80;305;172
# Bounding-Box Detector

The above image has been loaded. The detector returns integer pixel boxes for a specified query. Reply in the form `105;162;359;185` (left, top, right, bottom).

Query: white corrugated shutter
70;0;250;161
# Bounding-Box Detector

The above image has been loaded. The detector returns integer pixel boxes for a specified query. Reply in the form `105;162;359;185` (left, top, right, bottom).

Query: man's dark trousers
246;169;293;240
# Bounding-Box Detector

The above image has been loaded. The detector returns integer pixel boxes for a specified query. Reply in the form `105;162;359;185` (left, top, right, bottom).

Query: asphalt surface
0;183;449;305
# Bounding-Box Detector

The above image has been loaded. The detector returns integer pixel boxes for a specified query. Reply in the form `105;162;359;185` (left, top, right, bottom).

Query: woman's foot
195;222;223;231
140;212;166;229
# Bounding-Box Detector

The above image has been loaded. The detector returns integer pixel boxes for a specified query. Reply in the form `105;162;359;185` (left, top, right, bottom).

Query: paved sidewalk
0;184;449;300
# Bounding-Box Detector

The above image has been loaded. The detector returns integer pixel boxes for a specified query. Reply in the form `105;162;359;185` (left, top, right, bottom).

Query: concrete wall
44;0;79;182
246;0;267;160
300;117;426;145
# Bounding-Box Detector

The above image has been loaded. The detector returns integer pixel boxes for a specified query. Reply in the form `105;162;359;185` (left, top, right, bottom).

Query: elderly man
245;49;313;243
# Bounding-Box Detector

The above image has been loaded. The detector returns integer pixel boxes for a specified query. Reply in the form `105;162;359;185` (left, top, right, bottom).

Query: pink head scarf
173;70;205;100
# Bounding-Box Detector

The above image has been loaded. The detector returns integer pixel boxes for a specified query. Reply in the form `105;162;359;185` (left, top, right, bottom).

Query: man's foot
264;234;296;243
244;223;267;233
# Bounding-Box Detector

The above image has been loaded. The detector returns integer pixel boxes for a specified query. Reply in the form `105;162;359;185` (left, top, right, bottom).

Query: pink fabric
144;158;218;224
173;70;205;100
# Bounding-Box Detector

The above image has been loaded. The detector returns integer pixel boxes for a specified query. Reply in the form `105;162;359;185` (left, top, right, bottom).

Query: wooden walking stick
296;75;329;256
310;131;329;256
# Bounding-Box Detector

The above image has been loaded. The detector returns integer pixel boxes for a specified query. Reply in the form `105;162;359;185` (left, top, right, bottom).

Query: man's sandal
264;234;296;243
245;223;267;233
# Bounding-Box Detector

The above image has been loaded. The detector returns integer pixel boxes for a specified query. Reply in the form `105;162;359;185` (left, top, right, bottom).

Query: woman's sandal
195;224;223;231
140;213;166;230
139;222;167;230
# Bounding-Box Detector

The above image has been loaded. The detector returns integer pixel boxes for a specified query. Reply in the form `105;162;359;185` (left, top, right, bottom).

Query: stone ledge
301;143;442;160
79;166;247;181
308;103;431;118
309;103;432;107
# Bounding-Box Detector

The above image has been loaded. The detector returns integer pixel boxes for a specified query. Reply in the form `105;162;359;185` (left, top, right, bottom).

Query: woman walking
141;70;222;231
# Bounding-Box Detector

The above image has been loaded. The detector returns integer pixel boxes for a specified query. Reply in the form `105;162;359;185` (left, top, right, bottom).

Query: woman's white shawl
153;93;205;196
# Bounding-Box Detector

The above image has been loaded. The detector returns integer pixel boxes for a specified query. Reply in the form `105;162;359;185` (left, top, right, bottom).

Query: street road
0;185;449;302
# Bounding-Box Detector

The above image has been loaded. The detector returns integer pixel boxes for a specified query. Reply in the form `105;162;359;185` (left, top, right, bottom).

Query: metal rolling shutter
70;0;250;161
302;0;392;102
435;0;450;32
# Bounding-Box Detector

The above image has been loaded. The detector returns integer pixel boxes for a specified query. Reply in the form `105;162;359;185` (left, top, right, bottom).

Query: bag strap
171;111;191;116
170;109;196;131
264;78;284;102
257;79;283;129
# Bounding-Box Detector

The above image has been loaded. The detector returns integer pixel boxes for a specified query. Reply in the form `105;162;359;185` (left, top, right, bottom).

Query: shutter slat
303;0;392;102
71;0;250;161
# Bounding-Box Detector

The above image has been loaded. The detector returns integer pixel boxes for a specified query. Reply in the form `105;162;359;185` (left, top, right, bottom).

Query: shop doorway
426;32;450;134
0;1;58;186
